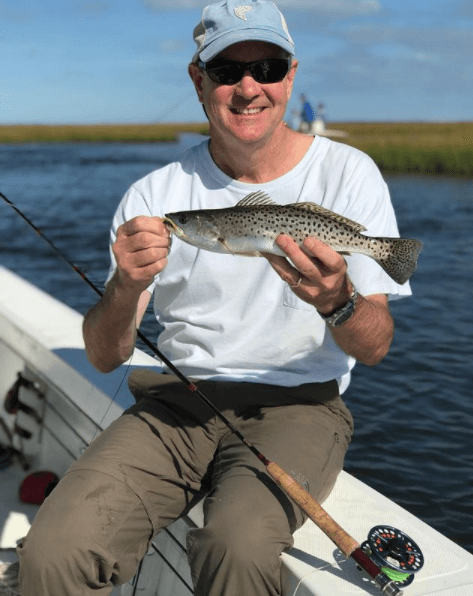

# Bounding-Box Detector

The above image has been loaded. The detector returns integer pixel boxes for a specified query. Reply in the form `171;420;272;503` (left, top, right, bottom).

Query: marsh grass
1;121;472;176
0;123;209;144
335;122;473;176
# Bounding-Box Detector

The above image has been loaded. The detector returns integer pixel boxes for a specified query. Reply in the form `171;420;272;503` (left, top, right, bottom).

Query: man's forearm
83;214;168;372
330;294;393;366
82;273;144;373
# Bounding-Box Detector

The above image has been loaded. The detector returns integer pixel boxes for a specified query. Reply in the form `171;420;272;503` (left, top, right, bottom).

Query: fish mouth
162;216;185;238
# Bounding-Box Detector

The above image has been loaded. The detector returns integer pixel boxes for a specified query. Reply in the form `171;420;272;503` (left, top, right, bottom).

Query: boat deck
1;265;473;596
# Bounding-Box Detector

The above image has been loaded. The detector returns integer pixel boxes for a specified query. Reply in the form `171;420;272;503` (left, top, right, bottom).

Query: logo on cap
234;5;253;20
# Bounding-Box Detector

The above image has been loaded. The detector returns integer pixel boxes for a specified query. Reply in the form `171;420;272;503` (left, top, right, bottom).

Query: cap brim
199;29;295;62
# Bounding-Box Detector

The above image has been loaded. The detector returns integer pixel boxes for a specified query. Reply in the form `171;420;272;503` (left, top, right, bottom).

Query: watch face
323;287;358;327
332;307;354;327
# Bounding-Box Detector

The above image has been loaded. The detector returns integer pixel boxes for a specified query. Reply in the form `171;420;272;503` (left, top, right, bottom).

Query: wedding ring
290;274;302;289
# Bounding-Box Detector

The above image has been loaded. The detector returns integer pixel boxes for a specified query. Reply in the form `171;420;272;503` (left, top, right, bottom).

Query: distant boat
295;98;348;138
1;265;473;595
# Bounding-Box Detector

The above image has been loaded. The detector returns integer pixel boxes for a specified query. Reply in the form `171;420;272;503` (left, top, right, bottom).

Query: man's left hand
262;234;352;315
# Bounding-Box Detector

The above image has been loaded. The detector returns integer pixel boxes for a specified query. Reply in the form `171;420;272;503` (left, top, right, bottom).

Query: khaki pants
18;372;353;596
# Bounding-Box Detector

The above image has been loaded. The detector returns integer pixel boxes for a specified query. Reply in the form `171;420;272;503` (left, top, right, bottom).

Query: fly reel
361;526;424;588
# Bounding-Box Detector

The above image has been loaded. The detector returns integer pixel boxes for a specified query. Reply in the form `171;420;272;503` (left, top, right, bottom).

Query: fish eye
178;215;188;225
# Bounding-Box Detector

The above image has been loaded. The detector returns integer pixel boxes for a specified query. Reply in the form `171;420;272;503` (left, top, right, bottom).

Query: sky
0;0;472;124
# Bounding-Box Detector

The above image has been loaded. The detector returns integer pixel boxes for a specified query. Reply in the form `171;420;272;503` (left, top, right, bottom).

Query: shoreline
0;123;209;144
1;121;472;176
336;121;473;177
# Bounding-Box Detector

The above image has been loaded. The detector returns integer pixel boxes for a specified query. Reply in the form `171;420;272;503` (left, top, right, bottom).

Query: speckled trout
163;191;423;285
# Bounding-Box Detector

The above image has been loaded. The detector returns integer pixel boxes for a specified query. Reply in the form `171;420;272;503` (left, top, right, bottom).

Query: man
18;1;411;595
299;93;316;133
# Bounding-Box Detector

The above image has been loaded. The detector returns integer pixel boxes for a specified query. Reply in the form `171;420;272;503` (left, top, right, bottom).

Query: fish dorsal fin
236;191;277;208
287;202;367;232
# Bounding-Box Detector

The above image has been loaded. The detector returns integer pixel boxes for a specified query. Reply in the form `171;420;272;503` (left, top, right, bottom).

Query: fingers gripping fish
163;191;423;285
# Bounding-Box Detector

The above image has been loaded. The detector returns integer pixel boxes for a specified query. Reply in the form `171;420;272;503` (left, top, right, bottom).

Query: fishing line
1;190;260;455
152;90;198;123
1;191;104;301
1;191;419;595
1;190;127;441
78;357;135;452
289;560;339;596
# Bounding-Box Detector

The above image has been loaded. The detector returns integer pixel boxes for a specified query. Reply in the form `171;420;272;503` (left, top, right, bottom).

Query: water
1;139;472;555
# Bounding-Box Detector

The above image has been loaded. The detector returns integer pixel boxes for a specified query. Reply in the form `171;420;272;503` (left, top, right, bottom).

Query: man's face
190;41;297;146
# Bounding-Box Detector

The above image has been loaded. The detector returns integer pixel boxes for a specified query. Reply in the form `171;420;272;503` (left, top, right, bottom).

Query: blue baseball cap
192;0;295;63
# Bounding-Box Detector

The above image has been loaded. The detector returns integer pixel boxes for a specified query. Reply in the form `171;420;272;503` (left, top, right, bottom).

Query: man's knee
17;469;147;594
18;524;94;593
188;511;289;572
187;516;287;596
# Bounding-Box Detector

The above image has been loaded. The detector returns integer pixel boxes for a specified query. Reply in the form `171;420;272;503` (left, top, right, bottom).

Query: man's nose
234;71;262;98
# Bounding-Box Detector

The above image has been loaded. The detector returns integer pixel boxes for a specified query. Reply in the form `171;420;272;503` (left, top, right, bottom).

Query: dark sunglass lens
207;62;244;85
252;60;289;83
203;59;289;85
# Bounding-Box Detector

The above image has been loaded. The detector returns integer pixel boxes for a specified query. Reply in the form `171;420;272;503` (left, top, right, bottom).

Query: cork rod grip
267;461;359;558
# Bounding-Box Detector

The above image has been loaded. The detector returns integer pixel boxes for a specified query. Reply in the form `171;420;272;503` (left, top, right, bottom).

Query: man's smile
230;107;266;115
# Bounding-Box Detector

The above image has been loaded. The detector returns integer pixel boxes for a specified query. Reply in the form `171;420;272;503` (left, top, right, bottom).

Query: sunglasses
198;58;291;86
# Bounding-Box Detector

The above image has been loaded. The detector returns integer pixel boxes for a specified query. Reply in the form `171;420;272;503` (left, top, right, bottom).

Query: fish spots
166;202;422;283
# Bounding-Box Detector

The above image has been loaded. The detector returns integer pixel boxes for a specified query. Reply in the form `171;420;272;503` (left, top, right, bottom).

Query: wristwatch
320;286;359;328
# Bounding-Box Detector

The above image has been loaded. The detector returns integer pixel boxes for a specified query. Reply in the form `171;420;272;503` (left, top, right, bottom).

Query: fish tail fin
374;238;423;285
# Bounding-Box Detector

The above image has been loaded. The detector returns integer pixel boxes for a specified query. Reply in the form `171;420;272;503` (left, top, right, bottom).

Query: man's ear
188;63;205;104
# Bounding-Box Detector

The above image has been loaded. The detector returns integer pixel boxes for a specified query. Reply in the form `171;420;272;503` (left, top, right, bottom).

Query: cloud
342;23;473;64
77;2;109;15
456;0;473;19
299;24;473;101
72;2;110;21
141;0;202;10
369;43;441;66
0;1;35;22
159;39;188;53
141;0;381;14
277;0;381;14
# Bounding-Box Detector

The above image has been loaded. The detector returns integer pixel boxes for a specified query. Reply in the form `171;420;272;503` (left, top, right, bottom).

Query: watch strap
320;286;359;327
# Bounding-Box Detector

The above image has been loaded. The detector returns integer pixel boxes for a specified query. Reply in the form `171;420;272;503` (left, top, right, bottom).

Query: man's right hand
113;216;171;293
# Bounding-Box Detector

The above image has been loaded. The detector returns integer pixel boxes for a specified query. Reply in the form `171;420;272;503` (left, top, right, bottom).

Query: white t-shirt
109;137;411;393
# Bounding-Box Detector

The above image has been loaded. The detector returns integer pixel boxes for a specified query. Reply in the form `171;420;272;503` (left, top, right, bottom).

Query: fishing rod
1;191;424;595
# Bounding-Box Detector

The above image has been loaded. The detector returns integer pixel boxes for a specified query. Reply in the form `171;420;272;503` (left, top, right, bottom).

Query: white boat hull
1;265;472;596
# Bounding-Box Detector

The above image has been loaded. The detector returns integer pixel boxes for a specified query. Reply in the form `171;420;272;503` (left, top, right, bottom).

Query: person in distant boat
18;1;413;595
299;93;315;133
